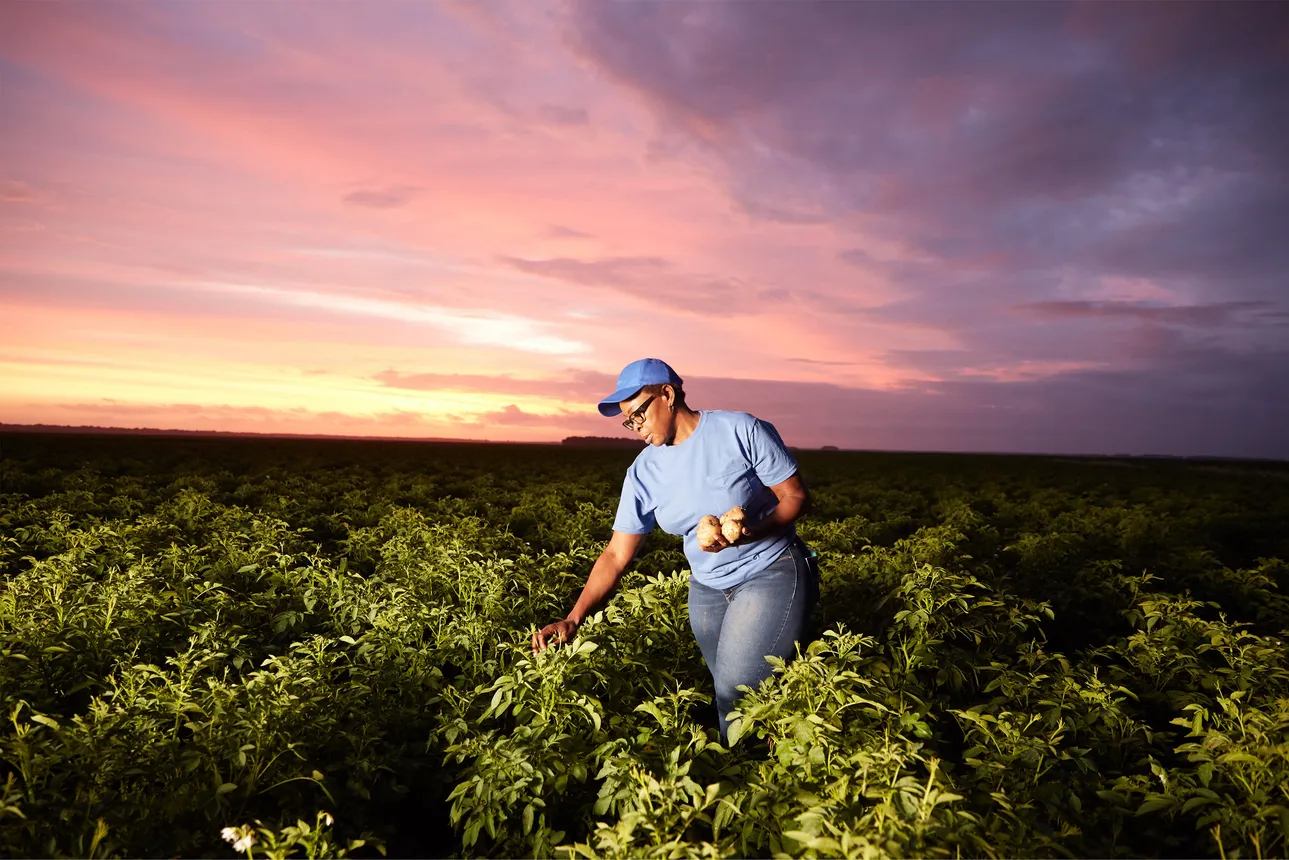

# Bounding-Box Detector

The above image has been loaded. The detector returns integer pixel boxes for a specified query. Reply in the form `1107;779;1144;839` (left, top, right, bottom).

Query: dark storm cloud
564;1;1289;451
1013;300;1289;328
1094;178;1289;297
570;0;1289;300
565;0;1289;457
686;349;1289;460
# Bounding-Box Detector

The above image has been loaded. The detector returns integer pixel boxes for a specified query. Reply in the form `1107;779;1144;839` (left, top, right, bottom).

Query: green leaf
1181;796;1215;814
1216;751;1261;765
1136;797;1176;815
635;700;664;724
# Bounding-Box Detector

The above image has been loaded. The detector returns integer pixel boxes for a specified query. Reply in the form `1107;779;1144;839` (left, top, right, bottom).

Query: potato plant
1;432;1287;858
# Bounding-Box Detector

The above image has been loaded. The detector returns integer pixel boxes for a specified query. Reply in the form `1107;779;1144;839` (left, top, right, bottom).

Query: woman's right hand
531;531;645;655
532;619;579;654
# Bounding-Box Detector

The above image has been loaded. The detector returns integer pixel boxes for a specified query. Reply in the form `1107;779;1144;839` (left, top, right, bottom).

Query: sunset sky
2;1;1287;457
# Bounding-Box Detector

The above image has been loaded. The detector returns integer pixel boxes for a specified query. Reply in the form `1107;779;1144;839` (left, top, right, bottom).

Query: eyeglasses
622;395;656;431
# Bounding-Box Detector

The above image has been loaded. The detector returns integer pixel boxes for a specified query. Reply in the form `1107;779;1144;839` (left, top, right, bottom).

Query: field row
1;434;1287;858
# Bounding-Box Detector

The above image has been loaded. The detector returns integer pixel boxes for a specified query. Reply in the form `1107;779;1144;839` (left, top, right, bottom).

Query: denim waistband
776;535;814;562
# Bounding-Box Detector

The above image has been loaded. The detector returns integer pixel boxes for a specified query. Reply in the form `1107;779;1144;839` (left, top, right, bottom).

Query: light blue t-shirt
612;410;800;589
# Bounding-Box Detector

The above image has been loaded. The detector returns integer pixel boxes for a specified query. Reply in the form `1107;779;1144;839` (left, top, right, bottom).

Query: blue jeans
688;539;819;743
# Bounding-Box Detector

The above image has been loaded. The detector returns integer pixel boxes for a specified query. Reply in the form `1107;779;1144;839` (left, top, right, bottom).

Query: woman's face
620;389;670;445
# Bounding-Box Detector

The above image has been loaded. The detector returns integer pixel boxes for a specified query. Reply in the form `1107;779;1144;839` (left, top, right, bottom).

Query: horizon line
2;422;1286;465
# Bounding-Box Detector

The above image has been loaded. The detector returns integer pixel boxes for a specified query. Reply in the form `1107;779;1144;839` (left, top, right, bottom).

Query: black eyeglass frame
622;395;657;431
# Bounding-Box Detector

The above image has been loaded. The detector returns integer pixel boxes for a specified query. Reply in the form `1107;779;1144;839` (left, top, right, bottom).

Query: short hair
640;381;685;405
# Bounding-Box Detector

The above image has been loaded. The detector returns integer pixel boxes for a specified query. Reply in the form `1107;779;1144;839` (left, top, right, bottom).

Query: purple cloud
1012;300;1289;329
536;104;589;126
570;1;1289;304
682;352;1289;459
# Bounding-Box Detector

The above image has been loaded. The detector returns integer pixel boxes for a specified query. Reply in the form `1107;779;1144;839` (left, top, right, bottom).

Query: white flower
221;826;257;854
321;812;334;827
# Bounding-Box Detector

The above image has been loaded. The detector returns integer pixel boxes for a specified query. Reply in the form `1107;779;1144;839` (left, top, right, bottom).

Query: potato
719;506;745;543
696;515;723;549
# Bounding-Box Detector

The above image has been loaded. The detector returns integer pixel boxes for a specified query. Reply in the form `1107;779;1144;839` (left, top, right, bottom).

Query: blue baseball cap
597;358;684;417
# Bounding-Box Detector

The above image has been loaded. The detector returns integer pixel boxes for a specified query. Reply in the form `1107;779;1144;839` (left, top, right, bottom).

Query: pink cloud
0;398;622;445
446;403;609;433
374;369;613;401
0;179;39;204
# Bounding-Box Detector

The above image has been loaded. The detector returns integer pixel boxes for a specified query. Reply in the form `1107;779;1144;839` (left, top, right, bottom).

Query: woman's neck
666;406;701;446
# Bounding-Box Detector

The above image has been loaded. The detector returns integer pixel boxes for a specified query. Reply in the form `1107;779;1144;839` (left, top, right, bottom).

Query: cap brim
597;386;643;417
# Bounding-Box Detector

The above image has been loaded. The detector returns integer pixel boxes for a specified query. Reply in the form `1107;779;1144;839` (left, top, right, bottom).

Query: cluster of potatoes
696;505;745;550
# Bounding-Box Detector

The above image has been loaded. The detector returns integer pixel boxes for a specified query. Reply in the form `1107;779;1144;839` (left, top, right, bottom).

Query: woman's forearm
566;552;628;626
749;491;811;541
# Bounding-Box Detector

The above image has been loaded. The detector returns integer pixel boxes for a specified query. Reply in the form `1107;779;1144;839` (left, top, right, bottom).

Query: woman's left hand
711;474;809;552
700;524;754;552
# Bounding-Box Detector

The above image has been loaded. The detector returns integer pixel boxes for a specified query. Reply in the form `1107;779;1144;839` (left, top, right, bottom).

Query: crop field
1;431;1287;859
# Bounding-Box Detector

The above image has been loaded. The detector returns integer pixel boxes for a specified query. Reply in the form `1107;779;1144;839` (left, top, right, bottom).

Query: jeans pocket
795;541;821;580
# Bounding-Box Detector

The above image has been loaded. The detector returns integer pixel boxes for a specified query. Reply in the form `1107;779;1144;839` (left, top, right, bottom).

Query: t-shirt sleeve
612;464;656;534
749;418;798;487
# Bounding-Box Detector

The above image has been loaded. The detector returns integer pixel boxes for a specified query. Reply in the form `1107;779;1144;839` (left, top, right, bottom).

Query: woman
532;357;819;743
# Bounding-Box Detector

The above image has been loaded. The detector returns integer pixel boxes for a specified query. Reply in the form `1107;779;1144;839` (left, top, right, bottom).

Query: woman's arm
531;529;649;652
699;472;812;552
743;472;812;542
